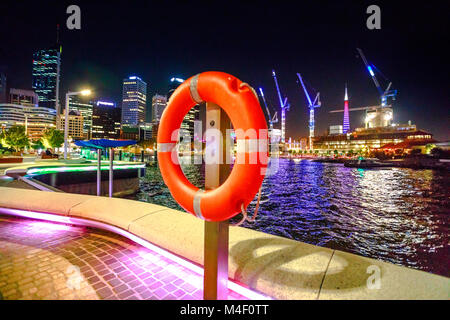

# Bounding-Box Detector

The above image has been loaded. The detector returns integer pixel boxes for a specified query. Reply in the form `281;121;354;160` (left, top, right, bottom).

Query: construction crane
296;73;321;150
356;48;397;107
258;87;278;131
329;106;373;113
272;70;290;144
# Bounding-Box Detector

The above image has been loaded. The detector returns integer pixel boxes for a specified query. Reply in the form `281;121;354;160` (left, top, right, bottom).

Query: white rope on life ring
231;186;262;227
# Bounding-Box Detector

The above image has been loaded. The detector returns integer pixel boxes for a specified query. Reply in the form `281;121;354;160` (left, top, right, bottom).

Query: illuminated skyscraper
121;76;147;127
32;46;61;110
92;101;121;139
151;94;167;123
167;77;184;101
168;77;199;140
0;66;7;103
68;95;93;139
343;84;350;134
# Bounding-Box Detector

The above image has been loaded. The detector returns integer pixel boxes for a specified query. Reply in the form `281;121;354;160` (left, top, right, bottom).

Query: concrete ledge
70;197;170;231
0;186;448;300
318;250;449;300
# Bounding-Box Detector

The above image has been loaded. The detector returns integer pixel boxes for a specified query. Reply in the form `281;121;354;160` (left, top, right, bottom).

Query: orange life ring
157;71;268;221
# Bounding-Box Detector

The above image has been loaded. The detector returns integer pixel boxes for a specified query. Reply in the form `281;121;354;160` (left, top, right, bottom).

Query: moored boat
344;157;392;168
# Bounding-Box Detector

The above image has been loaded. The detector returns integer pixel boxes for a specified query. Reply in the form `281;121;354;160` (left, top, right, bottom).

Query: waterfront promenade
0;216;246;300
0;186;448;300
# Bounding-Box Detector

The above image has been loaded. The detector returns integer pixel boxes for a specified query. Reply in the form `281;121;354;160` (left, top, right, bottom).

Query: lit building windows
121;76;147;127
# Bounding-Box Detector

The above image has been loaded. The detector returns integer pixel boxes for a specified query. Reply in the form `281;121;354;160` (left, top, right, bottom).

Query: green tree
42;128;64;151
425;144;436;154
0;125;29;152
31;139;45;150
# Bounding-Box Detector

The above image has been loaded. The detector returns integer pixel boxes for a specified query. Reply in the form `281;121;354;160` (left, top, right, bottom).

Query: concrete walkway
0;216;246;300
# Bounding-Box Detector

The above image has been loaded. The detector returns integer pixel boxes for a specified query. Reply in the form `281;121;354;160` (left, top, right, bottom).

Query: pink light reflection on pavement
0;210;270;300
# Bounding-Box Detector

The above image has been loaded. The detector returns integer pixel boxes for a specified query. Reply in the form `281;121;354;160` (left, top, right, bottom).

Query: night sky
1;1;449;140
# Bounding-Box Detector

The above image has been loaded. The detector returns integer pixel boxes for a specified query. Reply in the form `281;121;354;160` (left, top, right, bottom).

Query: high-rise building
167;77;199;140
0;66;7;104
151;94;167;123
92;101;121;139
32;46;61;110
121;76;147;127
60;111;84;140
68;95;93;139
167;77;184;100
139;123;153;141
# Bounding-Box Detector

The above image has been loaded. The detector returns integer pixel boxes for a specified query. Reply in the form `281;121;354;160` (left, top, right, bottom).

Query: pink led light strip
0;207;271;300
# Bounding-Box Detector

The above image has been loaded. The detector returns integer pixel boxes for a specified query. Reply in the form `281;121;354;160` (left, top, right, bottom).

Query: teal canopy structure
74;139;137;149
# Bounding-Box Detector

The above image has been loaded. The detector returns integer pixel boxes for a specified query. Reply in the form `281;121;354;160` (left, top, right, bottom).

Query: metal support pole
109;148;114;198
64;93;69;160
55;48;61;130
97;148;101;196
141;150;144;162
204;102;231;300
119;150;122;161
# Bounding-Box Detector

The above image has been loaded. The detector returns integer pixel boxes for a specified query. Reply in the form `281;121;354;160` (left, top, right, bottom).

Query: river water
135;158;449;277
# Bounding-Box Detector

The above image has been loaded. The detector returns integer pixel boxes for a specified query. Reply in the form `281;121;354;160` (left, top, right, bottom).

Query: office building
139;123;153;141
92;101;121;139
68;95;93;139
151;94;167;123
0;67;7;103
167;77;184;100
32;46;61;110
121;76;147;127
0;103;56;140
60;111;84;140
167;77;199;140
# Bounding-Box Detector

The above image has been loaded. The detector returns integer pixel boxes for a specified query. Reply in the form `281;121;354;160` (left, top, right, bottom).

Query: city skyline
0;2;449;305
0;2;448;140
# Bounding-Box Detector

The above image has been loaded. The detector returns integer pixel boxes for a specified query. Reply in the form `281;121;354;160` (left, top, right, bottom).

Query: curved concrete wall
0;186;448;300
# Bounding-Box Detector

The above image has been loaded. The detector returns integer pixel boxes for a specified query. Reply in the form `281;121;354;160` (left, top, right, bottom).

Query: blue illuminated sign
97;101;115;106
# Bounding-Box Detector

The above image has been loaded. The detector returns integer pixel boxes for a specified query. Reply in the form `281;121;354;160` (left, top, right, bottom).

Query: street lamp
64;89;92;160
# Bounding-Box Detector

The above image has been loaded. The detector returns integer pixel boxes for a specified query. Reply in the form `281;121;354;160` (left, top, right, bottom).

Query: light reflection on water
135;158;449;277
